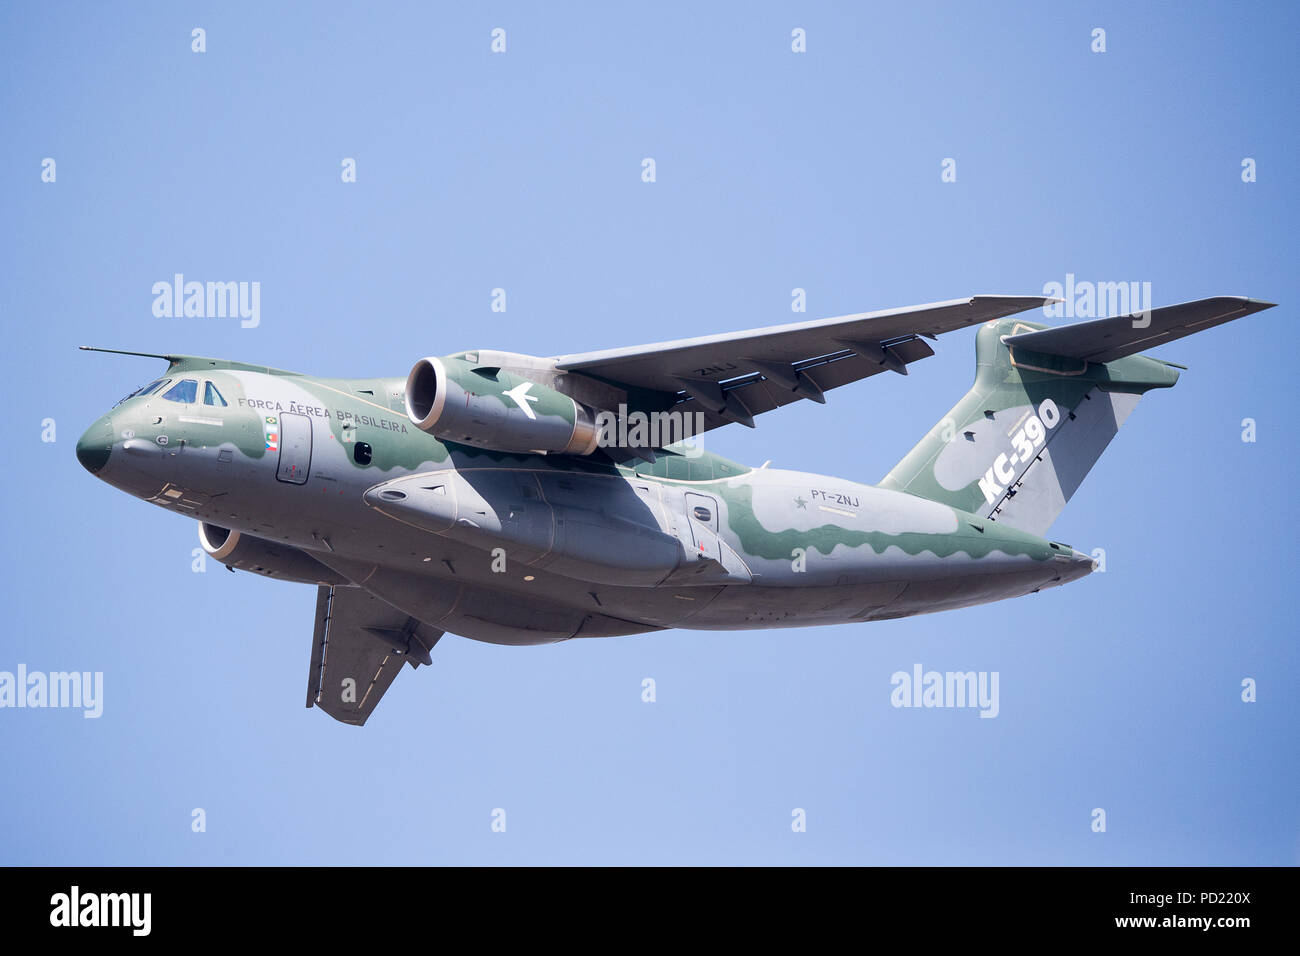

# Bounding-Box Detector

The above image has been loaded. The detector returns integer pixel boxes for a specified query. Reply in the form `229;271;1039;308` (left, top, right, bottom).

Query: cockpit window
162;379;198;403
203;382;228;407
113;378;172;407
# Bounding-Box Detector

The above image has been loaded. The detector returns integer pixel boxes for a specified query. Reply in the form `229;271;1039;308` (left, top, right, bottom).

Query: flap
551;295;1056;437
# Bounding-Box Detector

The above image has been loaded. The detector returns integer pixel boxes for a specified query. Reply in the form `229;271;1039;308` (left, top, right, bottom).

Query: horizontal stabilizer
1002;296;1275;364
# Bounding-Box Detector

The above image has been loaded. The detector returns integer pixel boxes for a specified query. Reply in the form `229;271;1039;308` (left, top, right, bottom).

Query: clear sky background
2;2;1296;865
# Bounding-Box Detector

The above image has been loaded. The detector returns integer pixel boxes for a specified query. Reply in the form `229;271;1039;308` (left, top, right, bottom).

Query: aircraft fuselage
77;363;1095;645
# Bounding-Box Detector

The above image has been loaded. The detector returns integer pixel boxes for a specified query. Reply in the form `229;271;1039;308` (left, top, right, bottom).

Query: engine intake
406;356;599;455
198;523;346;585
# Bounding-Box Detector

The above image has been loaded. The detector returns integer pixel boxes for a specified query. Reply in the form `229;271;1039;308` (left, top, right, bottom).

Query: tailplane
879;297;1275;535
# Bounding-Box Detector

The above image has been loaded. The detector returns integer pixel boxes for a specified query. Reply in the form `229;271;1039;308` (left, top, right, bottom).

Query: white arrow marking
504;381;540;420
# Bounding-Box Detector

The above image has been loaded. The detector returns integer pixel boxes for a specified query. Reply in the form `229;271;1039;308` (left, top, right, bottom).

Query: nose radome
76;418;113;475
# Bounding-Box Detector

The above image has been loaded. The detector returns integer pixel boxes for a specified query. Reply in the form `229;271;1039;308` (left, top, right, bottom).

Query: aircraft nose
76;417;113;475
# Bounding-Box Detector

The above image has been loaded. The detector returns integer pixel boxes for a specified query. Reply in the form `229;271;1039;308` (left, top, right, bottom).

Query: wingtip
1214;295;1276;311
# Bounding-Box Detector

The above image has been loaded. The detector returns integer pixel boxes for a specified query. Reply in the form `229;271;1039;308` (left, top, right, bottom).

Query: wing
1002;296;1276;364
305;585;443;726
552;295;1056;437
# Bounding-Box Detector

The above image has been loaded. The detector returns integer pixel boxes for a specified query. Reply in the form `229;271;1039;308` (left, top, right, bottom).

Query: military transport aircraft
77;294;1274;724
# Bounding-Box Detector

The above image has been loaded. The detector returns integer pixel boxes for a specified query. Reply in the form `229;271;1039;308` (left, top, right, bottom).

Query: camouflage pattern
76;295;1275;722
77;343;1096;649
882;317;1181;534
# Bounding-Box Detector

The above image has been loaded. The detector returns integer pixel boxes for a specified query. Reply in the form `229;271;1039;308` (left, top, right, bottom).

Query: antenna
79;347;176;361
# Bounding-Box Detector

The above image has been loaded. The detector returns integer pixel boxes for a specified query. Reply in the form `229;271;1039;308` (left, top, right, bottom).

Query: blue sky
2;1;1296;865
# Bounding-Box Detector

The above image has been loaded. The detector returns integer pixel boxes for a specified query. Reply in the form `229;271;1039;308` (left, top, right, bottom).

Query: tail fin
879;297;1275;535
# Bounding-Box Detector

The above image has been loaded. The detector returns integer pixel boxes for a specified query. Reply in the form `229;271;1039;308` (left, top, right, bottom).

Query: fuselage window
204;382;228;407
692;506;713;522
162;379;198;403
353;441;373;465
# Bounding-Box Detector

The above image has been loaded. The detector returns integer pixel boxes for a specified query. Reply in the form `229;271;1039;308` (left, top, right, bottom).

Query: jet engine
405;355;600;455
197;523;346;585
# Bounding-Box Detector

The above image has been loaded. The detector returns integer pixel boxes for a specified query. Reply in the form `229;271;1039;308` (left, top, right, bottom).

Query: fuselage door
684;491;721;561
276;413;312;484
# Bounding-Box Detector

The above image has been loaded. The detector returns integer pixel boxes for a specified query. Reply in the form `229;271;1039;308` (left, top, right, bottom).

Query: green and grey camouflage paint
76;336;1095;648
882;318;1179;533
74;293;1274;722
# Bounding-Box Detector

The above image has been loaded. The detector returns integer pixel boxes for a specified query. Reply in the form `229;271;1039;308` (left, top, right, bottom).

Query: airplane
76;293;1275;725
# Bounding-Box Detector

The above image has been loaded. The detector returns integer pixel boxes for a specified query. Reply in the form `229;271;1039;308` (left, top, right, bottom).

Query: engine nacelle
198;523;347;585
405;355;599;455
